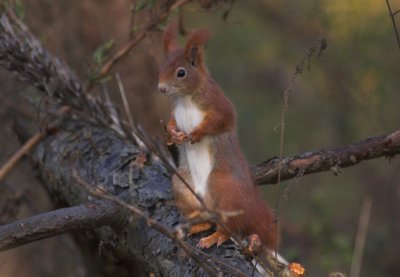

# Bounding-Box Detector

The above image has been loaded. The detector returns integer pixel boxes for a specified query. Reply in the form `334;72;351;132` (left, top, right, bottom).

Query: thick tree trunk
31;120;260;276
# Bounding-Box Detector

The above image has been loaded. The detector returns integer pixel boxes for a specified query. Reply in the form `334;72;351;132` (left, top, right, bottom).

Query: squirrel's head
158;21;210;96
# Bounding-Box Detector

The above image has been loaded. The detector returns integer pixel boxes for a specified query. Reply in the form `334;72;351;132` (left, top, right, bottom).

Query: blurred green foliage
2;0;25;20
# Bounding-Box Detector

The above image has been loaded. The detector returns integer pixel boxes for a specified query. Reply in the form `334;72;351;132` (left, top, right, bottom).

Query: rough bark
0;200;121;251
30;120;260;277
0;12;263;276
253;130;400;185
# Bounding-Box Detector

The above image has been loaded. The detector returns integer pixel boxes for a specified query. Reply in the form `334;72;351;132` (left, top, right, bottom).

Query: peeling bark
252;130;400;185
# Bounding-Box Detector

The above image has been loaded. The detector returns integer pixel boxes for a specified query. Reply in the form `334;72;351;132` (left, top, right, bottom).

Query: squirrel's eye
176;68;186;78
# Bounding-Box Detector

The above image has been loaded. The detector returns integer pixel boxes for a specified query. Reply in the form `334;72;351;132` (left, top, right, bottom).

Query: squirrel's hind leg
197;230;230;249
188;222;213;236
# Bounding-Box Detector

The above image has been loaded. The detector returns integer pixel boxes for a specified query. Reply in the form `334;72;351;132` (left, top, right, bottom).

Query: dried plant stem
0;131;42;182
350;196;373;277
271;38;327;257
273;55;301;257
115;73;144;147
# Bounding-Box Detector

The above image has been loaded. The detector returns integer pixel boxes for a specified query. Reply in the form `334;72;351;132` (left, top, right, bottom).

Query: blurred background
0;0;399;276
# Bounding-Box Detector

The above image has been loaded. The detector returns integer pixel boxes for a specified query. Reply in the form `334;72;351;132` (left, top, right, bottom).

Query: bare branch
94;0;189;83
0;200;122;252
385;0;400;51
0;131;42;182
253;130;400;185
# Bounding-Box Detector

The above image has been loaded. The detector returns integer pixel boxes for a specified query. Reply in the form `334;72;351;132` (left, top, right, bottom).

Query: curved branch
253;130;400;185
0;200;123;252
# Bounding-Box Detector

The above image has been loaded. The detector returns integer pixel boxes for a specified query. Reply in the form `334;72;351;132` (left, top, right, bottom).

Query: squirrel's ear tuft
184;29;210;69
163;20;179;54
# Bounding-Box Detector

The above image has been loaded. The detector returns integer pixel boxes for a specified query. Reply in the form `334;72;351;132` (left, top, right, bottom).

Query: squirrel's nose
158;84;167;94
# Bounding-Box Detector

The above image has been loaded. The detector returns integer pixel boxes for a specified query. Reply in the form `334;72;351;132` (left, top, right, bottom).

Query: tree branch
0;131;43;183
0;200;123;252
252;130;400;185
28;121;261;276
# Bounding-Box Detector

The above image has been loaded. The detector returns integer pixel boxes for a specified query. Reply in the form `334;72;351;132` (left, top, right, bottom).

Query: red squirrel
158;22;277;250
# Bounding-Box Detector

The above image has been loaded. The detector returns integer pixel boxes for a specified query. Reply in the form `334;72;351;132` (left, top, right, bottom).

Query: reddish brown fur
188;222;212;236
159;21;277;250
184;29;210;74
208;169;277;249
163;20;179;53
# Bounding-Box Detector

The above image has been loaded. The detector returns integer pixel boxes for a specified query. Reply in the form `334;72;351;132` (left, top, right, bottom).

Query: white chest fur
174;97;213;198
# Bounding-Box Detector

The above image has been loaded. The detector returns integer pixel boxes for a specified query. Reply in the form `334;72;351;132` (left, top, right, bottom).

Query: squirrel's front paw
189;130;205;144
167;126;188;144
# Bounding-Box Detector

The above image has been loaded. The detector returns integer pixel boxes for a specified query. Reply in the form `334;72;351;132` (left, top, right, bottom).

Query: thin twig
100;81;123;135
0;131;43;183
93;0;189;86
350;196;373;277
272;38;327;256
115;73;144;147
73;172;251;277
131;123;252;260
273;71;292;256
135;131;273;274
385;0;400;51
97;32;146;79
128;0;137;40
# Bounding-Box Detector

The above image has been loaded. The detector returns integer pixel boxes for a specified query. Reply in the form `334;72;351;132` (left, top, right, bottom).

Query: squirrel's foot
197;231;230;249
